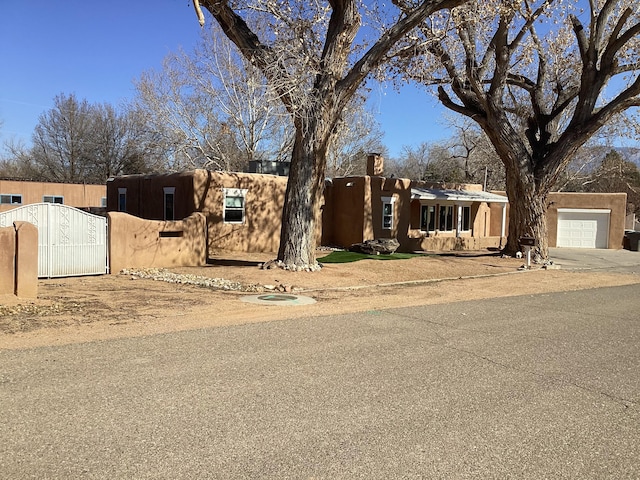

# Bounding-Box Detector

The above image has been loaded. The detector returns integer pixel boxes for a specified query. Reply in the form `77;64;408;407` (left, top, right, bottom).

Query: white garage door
557;209;610;248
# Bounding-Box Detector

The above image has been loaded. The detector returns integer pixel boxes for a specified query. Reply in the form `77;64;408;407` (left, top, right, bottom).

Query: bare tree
444;119;505;190
563;149;640;215
193;0;465;268
388;120;505;188
30;93;95;183
401;0;640;261
390;142;462;181
90;104;160;180
23;93;153;183
326;100;385;177
134;26;291;172
0;139;36;179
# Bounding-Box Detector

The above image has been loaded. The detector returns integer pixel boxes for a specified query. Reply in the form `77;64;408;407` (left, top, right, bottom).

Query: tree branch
338;0;466;102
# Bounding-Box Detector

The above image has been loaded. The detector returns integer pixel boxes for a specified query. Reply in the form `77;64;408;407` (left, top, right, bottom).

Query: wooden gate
0;203;108;278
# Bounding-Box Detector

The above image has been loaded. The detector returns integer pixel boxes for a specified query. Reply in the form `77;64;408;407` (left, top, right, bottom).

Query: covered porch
408;187;509;251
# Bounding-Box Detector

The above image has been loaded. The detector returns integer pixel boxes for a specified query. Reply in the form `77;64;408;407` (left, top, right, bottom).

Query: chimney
366;153;384;176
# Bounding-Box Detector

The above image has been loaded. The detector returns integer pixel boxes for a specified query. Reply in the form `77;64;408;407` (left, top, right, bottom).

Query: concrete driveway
550;247;640;274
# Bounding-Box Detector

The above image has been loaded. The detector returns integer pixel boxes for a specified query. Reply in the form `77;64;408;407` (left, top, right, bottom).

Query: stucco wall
324;177;368;247
0;180;106;212
108;212;207;273
192;170;289;254
107;170;323;256
0;222;38;298
0;226;16;295
368;176;413;248
106;172;196;220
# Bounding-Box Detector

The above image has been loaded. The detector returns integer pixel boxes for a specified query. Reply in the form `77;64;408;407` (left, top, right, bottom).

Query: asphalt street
1;283;639;479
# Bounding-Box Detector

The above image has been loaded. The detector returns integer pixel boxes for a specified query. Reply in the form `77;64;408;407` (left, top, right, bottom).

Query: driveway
550;247;640;273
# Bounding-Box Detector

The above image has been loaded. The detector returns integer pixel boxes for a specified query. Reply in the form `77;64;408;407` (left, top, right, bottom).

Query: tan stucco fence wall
0;221;38;298
107;212;207;273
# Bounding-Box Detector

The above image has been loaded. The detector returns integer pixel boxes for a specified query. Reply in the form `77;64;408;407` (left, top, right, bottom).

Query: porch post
500;203;507;247
456;204;462;238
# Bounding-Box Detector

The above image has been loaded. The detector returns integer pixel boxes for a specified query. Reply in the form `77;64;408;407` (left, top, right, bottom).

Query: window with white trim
439;205;454;231
420;204;436;232
43;195;64;204
223;188;247;224
0;194;22;205
118;188;127;212
163;187;175;221
460;205;471;231
381;196;396;230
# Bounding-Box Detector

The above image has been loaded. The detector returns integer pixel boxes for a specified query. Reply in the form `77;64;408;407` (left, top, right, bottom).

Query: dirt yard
1;250;638;350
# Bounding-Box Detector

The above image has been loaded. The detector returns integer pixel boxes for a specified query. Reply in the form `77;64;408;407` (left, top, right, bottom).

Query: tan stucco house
106;154;627;255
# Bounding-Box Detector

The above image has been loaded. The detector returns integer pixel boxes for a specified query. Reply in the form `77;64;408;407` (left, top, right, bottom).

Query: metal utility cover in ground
241;294;316;306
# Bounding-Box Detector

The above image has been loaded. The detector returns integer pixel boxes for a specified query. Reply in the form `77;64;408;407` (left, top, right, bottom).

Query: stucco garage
556;208;610;248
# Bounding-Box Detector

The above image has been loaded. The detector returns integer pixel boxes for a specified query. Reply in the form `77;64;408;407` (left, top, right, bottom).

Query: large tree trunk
277;116;330;268
503;166;549;262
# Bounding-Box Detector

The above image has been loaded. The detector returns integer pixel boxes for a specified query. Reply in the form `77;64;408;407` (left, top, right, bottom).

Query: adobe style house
106;157;509;255
106;170;290;255
106;154;627;256
322;155;509;252
0;179;106;213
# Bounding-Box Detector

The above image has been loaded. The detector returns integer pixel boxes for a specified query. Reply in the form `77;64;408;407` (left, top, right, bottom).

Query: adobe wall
106;172;196;220
404;235;504;252
0;226;16;295
108;212;207;273
324;177;368;247
0;222;38;298
193;170;288;254
368;176;413;248
0;180;106;212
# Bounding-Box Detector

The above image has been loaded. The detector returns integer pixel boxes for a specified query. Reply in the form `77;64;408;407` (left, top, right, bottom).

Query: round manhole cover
241;294;316;306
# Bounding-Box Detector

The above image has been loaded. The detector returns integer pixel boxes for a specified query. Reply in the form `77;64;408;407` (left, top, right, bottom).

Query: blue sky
0;1;452;160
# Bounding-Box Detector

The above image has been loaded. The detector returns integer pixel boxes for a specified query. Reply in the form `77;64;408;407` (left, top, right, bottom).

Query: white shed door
557;209;610;248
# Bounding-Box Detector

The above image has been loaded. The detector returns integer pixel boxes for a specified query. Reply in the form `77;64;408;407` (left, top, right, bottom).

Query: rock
349;238;400;255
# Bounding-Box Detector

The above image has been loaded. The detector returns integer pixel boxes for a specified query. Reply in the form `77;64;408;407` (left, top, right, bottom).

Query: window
101;197;107;207
460;206;471;231
381;196;396;230
223;188;247;224
420;205;436;232
118;188;127;212
439;205;454;231
43;195;64;204
163;187;175;221
0;194;22;205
